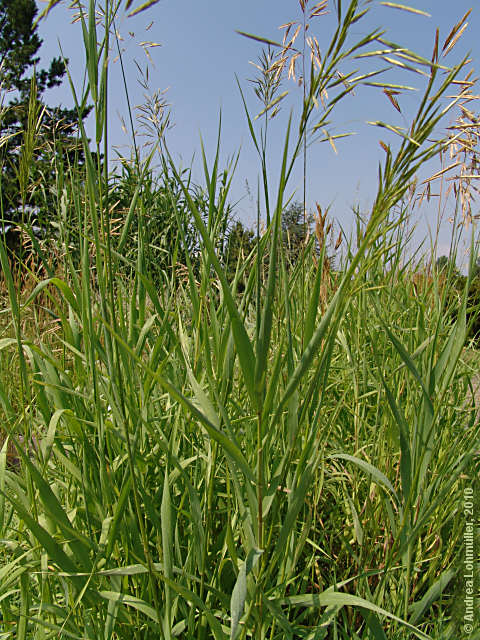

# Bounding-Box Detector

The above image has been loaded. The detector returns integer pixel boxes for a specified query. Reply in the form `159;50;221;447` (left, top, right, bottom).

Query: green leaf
99;591;158;622
409;568;457;625
304;255;325;346
117;150;156;252
2;488;93;602
162;467;173;638
271;462;315;566
378;371;412;505
255;115;292;399
230;548;263;639
161;577;228;640
127;0;162;17
380;321;434;417
275;590;431;639
380;2;431;17
362;610;389;640
23;277;80;315
235;31;285;49
167;152;257;410
102;320;255;484
10;439;94;569
0;437;7;534
105;474;132;560
41;408;65;467
330;454;399;505
87;0;98;103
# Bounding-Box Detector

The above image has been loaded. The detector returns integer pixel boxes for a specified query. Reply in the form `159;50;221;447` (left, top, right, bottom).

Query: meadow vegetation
0;0;479;638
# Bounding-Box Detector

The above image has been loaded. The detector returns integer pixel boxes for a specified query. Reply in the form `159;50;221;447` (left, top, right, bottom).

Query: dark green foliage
0;0;63;95
108;162;215;283
435;255;460;278
435;255;450;273
223;219;255;290
467;272;480;339
435;255;480;341
0;0;89;222
282;200;314;264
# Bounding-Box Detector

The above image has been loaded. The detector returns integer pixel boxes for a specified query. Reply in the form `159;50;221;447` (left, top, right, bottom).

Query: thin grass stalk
301;1;307;352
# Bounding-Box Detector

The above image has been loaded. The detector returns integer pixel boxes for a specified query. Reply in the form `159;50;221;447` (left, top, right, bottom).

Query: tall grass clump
0;1;479;638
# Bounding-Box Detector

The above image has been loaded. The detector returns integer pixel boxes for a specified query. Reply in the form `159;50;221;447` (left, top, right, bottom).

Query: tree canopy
0;0;87;223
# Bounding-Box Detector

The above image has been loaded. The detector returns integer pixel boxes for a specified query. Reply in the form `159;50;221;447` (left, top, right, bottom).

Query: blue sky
35;0;480;261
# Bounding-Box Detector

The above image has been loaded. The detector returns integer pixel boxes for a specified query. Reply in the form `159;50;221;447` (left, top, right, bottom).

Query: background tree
433;254;480;341
435;254;460;278
0;0;88;224
108;161;224;284
281;200;317;265
223;219;255;290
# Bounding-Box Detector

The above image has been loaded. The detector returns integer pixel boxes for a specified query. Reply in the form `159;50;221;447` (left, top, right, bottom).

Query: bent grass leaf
362;611;389;640
330;453;399;506
23;277;80;316
1;489;93;601
105;474;132;561
235;31;285;49
99;591;159;622
276;590;431;639
380;321;434;417
10;437;94;568
161;576;227;640
127;0;161;17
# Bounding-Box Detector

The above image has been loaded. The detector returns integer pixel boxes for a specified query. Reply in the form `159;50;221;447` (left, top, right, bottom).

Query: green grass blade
275;590;431;639
255;114;292;399
10;438;94;568
409;568;457;625
304;253;326;347
380;320;434;418
0;437;7;534
230;548;263;639
161;466;173;639
105;474;132;561
102;320;255;483
166;156;257;409
330;454;399;505
361;611;389;640
99;591;158;623
377;370;412;505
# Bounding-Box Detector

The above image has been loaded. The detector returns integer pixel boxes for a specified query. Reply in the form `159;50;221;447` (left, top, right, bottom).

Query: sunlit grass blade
255;114;292;399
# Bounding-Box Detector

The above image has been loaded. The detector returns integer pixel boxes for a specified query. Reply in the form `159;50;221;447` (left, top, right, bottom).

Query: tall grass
1;1;479;638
